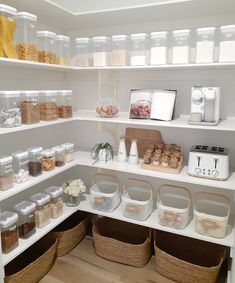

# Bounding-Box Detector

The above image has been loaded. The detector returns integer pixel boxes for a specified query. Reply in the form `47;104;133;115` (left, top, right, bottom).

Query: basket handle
194;192;231;208
126;178;153;199
93;172;121;193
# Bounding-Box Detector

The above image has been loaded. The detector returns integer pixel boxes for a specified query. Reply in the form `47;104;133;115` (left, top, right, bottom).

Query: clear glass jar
20;90;40;124
219;25;235;62
92;36;111;66
42;149;55;171
130;33;149;66
52;145;65;167
150;31;168;65
13;200;36;238
15;12;38;61
63;142;74;163
30;193;50;228
95;98;120;117
75;37;92;67
196;27;215;63
12;150;29;184
54;34;70;65
0;91;21;127
45;186;63;218
37;30;56;64
0;211;18;253
57;90;73;118
111;35;129;66
0;4;17;58
28;146;43;177
172;29;190;64
0;155;13;190
39;90;58;121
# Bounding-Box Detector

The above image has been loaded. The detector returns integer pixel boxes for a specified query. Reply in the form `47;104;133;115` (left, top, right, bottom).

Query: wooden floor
39;237;227;283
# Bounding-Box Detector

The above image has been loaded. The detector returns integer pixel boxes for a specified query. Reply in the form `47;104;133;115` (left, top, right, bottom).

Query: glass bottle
128;138;139;165
117;135;127;162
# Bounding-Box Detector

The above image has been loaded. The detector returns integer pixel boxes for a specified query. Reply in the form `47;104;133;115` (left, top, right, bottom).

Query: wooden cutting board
125;127;164;157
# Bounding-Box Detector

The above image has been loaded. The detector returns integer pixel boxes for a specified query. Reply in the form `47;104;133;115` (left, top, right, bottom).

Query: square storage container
172;29;191;64
52;145;65;167
14;200;36;238
63;142;74;163
90;173;121;212
20;90;40;124
111;35;129;66
130;33;149;66
12;150;29;184
92;36;111;66
219;25;235;62
42;149;55;171
28;146;43;177
45;186;63;218
76;37;92;67
194;192;230;238
196;27;215;63
37;30;56;64
0;211;18;253
0;155;13;190
150;31;168;65
57;90;73;118
39;90;58;121
122;178;153;221
54;34;70;65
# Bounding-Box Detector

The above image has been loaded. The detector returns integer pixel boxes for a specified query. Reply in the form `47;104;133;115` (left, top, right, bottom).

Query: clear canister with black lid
0;155;13;190
45;186;63;218
12;150;29;184
28;146;43;177
30;193;51;228
20;90;40;124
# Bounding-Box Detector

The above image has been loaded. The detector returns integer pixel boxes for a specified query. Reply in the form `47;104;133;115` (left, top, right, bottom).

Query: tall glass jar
52;145;65;167
15;12;38;61
92;36;111;66
37;30;56;64
219;25;235;62
39;90;58;121
196;27;215;63
28;146;43;177
75;37;92;67
111;35;129;66
0;4;17;58
57;90;73;118
45;186;63;218
150;31;168;65
42;149;55;171
30;193;51;228
54;34;70;65
130;33;149;66
172;29;191;64
20;90;40;124
0;155;13;190
12;150;29;184
63;142;74;163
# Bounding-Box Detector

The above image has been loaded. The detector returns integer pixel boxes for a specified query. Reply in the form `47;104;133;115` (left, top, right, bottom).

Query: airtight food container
37;30;56;64
54;34;70;65
45;186;64;218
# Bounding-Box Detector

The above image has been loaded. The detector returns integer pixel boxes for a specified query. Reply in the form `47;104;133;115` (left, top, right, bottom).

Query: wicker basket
4;234;57;283
51;211;90;256
154;230;226;283
92;217;152;267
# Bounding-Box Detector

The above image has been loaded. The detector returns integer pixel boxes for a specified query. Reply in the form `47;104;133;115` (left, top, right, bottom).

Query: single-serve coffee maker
189;86;221;126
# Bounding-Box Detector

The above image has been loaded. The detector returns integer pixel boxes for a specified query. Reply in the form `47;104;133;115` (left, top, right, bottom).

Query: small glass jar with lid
0;4;17;59
111;35;129;66
13;200;36;238
28;146;43;177
130;33;149;66
12;150;29;184
63;142;74;163
52;145;65;167
39;90;58;121
150;31;168;65
20;90;40;124
37;30;56;64
92;36;111;66
172;29;191;64
0;211;19;253
219;25;235;62
75;37;92;67
42;149;55;171
15;12;38;61
54;34;70;65
196;27;215;63
0;91;21;127
30;193;51;228
57;90;73;118
0;155;13;190
45;186;63;218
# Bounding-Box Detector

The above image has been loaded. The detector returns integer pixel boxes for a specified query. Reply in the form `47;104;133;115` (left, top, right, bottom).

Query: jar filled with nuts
54;34;70;65
12;150;29;184
28;146;43;177
30;193;51;228
42;149;55;171
37;30;56;64
57;90;73;118
95;98;119;118
45;186;63;219
52;145;65;167
20;90;40;124
39;90;58;121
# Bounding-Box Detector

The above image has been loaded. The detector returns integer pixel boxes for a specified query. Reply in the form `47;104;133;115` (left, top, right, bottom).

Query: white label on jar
150;47;167;65
93;52;108;66
130;55;146;65
219;41;235;62
172;46;189;64
196;41;214;63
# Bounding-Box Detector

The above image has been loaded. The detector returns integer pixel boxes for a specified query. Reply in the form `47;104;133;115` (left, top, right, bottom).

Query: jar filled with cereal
45;186;63;218
42;149;55;171
30;193;51;228
39;90;58;121
37;30;56;64
57;90;73;118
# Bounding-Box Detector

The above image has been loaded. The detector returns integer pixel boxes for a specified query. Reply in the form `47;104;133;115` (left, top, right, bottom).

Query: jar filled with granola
0;211;18;253
12;150;29;184
30;193;50;228
14;200;36;238
52;145;65;167
20;90;40;124
42;149;55;171
0;155;13;190
45;186;63;218
39;90;58;121
57;90;73;118
15;12;38;61
63;142;74;163
28;146;43;176
37;30;56;64
54;34;70;65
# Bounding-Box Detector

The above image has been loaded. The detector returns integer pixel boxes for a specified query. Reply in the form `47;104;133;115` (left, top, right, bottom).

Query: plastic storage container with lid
194;192;230;238
54;34;70;65
0;211;18;253
15;12;38;61
0;91;21;127
20;90;40;124
45;186;63;218
196;27;215;63
130;33;149;66
42;149;55;171
0;4;17;58
150;31;168;65
37;30;56;64
172;29;191;64
122;178;153;221
63;142;74;162
30;192;51;228
0;155;13;190
111;35;129;66
57;90;73;118
28;146;43;176
39;90;58;121
52;145;65;167
157;184;191;230
92;36;111;66
75;37;92;67
90;173;121;212
219;25;235;62
13;200;36;238
95;98;120;118
12;150;29;184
